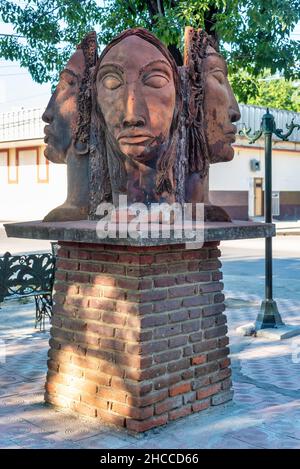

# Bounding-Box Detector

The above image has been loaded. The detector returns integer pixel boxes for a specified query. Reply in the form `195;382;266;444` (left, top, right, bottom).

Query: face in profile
203;45;241;163
96;35;176;163
42;49;85;164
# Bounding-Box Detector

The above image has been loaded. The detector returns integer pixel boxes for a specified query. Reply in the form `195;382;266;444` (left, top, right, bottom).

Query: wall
209;138;300;220
0;139;67;221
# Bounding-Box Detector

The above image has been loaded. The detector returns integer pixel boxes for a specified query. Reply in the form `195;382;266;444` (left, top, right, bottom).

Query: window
36;147;49;183
7;149;19;184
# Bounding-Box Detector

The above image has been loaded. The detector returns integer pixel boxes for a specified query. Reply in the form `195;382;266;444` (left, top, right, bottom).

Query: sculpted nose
42;95;55;124
123;86;146;128
229;92;241;123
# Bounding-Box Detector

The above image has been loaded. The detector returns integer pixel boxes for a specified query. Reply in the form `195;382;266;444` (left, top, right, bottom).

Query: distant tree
0;0;299;105
246;73;300;112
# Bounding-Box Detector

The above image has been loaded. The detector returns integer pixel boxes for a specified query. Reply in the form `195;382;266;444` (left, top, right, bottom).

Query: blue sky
0;3;299;114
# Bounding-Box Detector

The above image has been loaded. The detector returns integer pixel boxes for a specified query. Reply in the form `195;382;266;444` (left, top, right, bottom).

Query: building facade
0;105;299;221
210;104;300;220
0;108;66;221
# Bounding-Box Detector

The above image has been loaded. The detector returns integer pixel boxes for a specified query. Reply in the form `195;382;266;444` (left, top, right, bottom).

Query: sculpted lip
44;125;54;144
117;131;155;145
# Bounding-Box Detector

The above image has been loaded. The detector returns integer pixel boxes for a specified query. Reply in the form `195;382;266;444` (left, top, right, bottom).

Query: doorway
254;177;264;216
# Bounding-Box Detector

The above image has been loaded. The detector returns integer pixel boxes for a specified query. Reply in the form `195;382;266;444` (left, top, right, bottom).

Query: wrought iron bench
0;247;57;330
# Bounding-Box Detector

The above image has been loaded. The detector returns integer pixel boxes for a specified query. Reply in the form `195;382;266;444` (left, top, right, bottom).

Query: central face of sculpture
96;35;176;163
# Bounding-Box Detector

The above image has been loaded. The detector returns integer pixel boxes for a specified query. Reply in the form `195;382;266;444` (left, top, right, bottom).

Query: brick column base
45;241;232;432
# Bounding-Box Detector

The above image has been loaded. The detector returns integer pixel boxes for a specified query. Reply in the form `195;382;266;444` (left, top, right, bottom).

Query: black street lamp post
240;108;300;330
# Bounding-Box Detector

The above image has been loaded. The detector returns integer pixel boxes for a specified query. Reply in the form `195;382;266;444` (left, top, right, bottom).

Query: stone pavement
1;255;300;449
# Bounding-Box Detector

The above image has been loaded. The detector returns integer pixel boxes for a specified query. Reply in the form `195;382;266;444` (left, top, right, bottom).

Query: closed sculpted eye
102;74;123;90
211;69;226;84
143;73;169;88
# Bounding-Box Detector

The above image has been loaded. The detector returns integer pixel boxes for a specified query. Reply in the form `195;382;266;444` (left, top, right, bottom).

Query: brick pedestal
45;241;232;432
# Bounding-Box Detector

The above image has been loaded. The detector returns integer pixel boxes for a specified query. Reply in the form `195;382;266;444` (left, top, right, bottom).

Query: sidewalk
1;262;300;448
250;218;300;236
275;220;300;236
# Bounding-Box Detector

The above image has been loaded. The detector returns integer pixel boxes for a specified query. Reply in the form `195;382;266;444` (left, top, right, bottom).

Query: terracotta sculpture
183;27;241;221
42;32;97;221
42;27;240;223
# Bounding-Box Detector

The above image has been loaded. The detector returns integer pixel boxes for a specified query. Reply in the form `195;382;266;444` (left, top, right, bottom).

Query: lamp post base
236;322;300;340
255;299;285;329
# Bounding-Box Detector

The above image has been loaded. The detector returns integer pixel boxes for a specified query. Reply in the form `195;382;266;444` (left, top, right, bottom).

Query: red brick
212;271;223;281
202;303;225;317
126;414;168;432
193;338;217;353
168;335;188;348
154;349;181;364
204;325;228;339
214;292;225;304
219;357;231;369
169;382;191;397
102;287;126;300
91;275;116;286
169;405;192;420
89;298;115;311
169;310;189;322
100;338;125;352
84;369;111;386
101;311;126;326
199;282;223;293
115;328;152;342
54;271;67;281
57;247;69;258
79;285;101;297
186;272;211;283
154;277;175;288
192;398;210;412
219;336;229;347
76;308;101;321
69;249;91;260
168;285;197;298
182;320;200;333
182;250;207;260
191;355;207;365
155;396;182;414
222;378;232;390
167;358;190;373
194;363;215;378
210;368;231;384
182;295;210;307
97;408;125;427
56;259;78;271
127;365;166;381
154;324;181;339
67;271;90;283
127;389;168;407
154;373;182;390
196;383;222;400
207;347;229;362
91;252;118;262
155;252;182;263
127;289;167;303
153;299;182;313
112;402;153;420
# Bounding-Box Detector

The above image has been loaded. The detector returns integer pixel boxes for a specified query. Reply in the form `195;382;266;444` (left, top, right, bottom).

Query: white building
0;108;66;221
210;104;300;220
0;105;300;221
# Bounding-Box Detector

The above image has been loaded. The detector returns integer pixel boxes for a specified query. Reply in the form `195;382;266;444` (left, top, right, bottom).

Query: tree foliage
0;0;299;109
